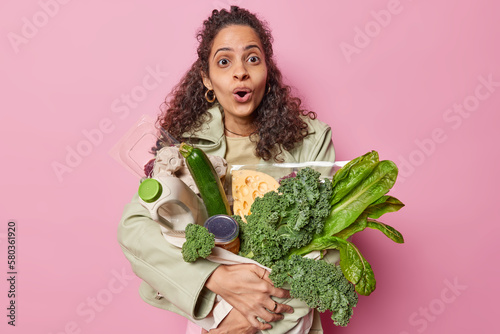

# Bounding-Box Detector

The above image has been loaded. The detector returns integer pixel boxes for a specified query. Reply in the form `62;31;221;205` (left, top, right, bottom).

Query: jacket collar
187;103;318;140
180;104;225;145
179;104;315;164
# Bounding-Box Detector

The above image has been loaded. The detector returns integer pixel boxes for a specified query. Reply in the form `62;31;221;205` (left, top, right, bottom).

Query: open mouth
233;88;252;102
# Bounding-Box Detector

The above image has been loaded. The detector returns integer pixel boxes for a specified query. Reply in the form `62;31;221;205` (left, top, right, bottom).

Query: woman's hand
202;308;258;334
205;264;294;331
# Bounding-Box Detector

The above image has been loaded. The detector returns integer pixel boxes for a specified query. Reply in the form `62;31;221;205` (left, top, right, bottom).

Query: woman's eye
218;58;229;66
248;56;260;63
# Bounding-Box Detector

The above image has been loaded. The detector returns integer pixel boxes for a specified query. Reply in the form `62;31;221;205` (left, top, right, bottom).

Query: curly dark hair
157;6;317;161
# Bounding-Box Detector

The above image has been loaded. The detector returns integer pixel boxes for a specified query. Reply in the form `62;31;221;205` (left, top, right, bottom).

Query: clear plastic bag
109;114;178;178
226;160;348;206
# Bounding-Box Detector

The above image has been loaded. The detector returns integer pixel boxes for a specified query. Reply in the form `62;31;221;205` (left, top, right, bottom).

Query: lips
233;87;252;103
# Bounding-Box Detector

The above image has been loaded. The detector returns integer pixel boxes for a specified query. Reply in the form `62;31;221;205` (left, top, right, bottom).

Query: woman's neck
223;115;256;137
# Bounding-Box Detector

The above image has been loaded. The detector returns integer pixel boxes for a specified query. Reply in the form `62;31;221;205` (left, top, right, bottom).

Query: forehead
210;25;263;55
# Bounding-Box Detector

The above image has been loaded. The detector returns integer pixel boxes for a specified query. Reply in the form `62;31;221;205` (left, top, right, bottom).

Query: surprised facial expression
202;25;268;122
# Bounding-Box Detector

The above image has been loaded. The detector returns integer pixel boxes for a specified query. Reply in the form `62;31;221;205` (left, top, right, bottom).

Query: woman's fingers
270;285;292;299
272;302;294;315
260;268;270;280
246;266;295;317
210;308;262;333
258;311;283;324
251;265;268;281
247;316;273;331
260;267;267;279
205;264;294;328
234;300;293;331
261;271;291;300
261;299;293;320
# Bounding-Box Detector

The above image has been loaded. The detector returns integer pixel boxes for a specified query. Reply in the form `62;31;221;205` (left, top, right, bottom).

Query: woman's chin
222;103;257;120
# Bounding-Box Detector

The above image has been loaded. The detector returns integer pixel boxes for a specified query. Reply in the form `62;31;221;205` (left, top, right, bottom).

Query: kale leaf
269;255;358;327
238;167;333;267
181;223;215;263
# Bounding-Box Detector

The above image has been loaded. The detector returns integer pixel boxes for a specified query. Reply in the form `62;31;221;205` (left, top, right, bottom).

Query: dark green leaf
334;196;405;240
331;151;379;206
322;160;399;237
333;213;368;240
354;259;376;296
366;219;404;243
338;241;376;296
365;195;405;219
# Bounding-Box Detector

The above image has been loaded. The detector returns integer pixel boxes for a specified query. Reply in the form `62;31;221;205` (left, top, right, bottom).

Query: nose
233;60;249;80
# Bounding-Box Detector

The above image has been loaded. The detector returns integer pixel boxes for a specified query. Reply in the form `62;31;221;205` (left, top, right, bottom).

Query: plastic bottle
138;176;208;234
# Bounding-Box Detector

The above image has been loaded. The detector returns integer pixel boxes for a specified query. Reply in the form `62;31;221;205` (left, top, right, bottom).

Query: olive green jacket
117;105;335;332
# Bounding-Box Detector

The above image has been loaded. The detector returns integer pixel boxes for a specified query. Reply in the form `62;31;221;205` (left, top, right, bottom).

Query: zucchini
179;143;232;217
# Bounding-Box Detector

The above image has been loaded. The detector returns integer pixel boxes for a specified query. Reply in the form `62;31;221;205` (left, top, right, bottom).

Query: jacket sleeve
285;116;336;164
306;121;336;163
117;192;220;320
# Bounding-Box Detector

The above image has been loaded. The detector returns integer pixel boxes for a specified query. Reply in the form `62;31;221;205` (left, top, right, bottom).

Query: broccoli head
181;223;215;262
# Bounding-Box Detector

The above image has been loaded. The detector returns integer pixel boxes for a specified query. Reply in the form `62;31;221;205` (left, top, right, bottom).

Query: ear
201;71;213;90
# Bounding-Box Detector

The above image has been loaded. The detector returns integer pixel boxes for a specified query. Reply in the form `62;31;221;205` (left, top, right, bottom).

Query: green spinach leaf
338;240;376;296
365;195;404;219
322;160;399;237
330;151;379;206
366;219;404;243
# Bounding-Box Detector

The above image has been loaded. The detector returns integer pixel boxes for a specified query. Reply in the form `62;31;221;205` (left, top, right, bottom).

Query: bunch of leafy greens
237;151;404;326
288;151;404;296
269;255;358;327
181;223;215;263
237;167;333;267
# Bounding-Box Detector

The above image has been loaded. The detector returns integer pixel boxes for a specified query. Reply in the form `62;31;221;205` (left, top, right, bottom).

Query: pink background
1;0;499;333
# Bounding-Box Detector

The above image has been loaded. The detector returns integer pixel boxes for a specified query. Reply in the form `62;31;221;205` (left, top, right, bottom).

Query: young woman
118;6;335;333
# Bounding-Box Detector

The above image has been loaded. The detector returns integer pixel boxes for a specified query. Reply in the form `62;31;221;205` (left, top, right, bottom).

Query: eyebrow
213;44;262;59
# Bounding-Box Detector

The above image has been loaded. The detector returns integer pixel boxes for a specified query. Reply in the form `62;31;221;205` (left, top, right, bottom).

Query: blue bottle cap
204;215;239;243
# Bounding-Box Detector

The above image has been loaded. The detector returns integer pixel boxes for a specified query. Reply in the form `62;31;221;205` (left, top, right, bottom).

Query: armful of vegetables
180;148;405;327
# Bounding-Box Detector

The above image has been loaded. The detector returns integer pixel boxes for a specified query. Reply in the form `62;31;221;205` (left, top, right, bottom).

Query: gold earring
266;85;271;95
205;89;216;103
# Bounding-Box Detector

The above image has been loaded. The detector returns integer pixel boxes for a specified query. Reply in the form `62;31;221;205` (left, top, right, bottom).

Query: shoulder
301;114;331;136
281;114;335;163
